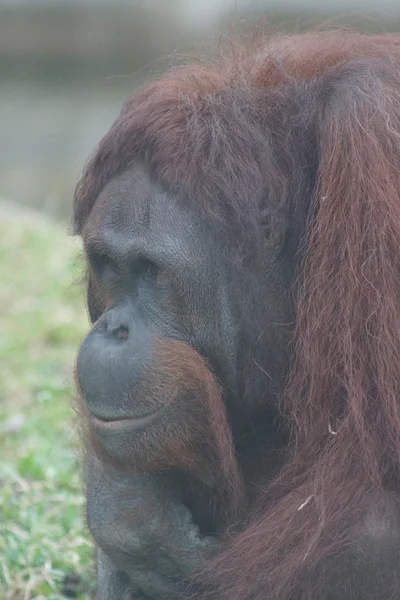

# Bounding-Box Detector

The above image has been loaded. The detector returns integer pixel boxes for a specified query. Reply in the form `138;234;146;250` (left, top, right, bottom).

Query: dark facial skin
77;165;240;428
76;165;287;598
77;163;291;455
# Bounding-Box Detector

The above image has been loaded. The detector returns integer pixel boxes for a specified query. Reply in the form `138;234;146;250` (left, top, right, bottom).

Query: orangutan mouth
89;411;160;432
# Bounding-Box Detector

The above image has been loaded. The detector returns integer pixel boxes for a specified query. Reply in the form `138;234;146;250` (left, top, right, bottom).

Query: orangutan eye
143;260;158;280
135;258;169;286
90;251;120;279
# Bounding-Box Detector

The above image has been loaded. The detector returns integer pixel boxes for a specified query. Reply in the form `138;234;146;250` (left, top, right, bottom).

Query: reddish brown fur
75;31;400;600
137;339;244;522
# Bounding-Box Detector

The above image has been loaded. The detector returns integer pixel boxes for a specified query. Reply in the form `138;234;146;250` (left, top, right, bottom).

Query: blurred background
2;0;400;222
1;2;400;599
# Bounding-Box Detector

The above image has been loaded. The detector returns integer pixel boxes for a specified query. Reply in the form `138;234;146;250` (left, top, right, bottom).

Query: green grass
0;202;94;599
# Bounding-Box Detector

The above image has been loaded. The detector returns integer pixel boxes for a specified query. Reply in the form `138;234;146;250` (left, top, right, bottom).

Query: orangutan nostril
114;326;129;341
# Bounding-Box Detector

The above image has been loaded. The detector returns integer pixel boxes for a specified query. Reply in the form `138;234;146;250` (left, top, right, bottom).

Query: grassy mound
0;202;93;599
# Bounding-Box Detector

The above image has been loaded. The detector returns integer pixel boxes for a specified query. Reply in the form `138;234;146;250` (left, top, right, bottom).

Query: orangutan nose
102;306;131;341
76;300;152;421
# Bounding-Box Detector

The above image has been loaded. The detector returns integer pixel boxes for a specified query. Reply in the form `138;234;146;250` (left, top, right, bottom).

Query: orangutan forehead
86;166;204;235
89;165;159;232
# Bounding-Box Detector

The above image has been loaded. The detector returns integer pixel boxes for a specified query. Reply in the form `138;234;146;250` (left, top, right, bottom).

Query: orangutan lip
89;411;160;431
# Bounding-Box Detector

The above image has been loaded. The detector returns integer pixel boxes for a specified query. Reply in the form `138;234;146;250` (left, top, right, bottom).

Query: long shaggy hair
74;31;400;600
